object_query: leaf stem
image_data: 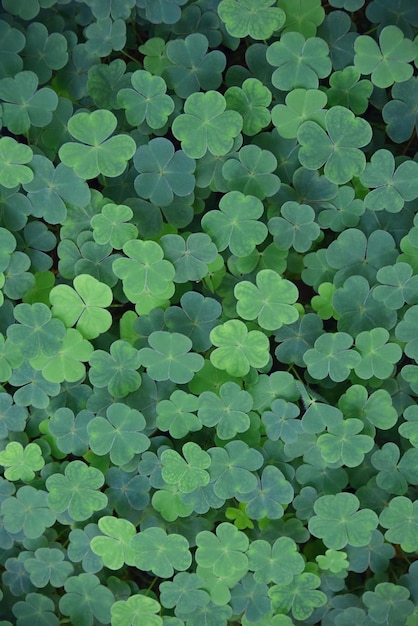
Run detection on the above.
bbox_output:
[144,575,158,596]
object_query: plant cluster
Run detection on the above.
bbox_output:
[1,0,418,624]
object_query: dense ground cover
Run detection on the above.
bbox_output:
[1,0,418,624]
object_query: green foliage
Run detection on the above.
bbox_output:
[133,137,195,206]
[202,191,267,257]
[58,110,136,179]
[209,319,270,376]
[117,69,174,129]
[172,91,242,159]
[297,106,372,184]
[87,403,149,466]
[308,493,378,549]
[138,331,204,383]
[234,269,299,331]
[267,32,332,91]
[0,2,417,624]
[46,460,107,521]
[354,25,416,88]
[218,0,286,40]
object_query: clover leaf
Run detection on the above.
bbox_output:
[111,595,163,626]
[138,331,204,384]
[88,340,141,398]
[0,70,58,134]
[363,582,414,626]
[59,109,136,179]
[308,493,378,549]
[130,527,192,578]
[0,19,25,78]
[297,106,372,184]
[136,0,188,24]
[0,138,33,189]
[332,275,397,335]
[261,399,302,442]
[24,547,74,588]
[84,17,126,57]
[396,305,418,362]
[198,381,253,440]
[59,574,114,626]
[23,21,68,84]
[326,228,397,287]
[202,191,267,258]
[222,145,280,200]
[272,88,327,139]
[209,440,264,499]
[117,69,174,129]
[1,486,55,539]
[316,549,349,574]
[372,443,418,495]
[379,496,418,553]
[23,155,90,225]
[156,390,201,439]
[269,573,327,621]
[90,203,138,249]
[382,77,418,143]
[172,91,242,159]
[0,393,27,440]
[238,465,294,520]
[317,418,374,467]
[113,239,175,313]
[303,332,361,382]
[0,442,44,482]
[375,263,418,310]
[12,594,58,626]
[164,291,222,352]
[161,442,211,493]
[268,201,320,252]
[338,385,397,431]
[49,274,112,339]
[67,525,103,575]
[267,32,332,91]
[354,25,416,88]
[326,66,373,115]
[196,522,248,578]
[164,33,226,99]
[133,138,195,207]
[230,573,271,623]
[10,362,60,409]
[87,403,149,466]
[360,149,418,212]
[248,536,304,585]
[160,233,218,283]
[218,0,285,39]
[46,460,107,521]
[87,58,131,109]
[48,408,94,456]
[29,328,93,383]
[160,572,210,617]
[234,269,299,331]
[210,319,270,377]
[90,516,136,570]
[6,302,65,360]
[354,328,402,379]
[280,0,325,38]
[225,78,272,136]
